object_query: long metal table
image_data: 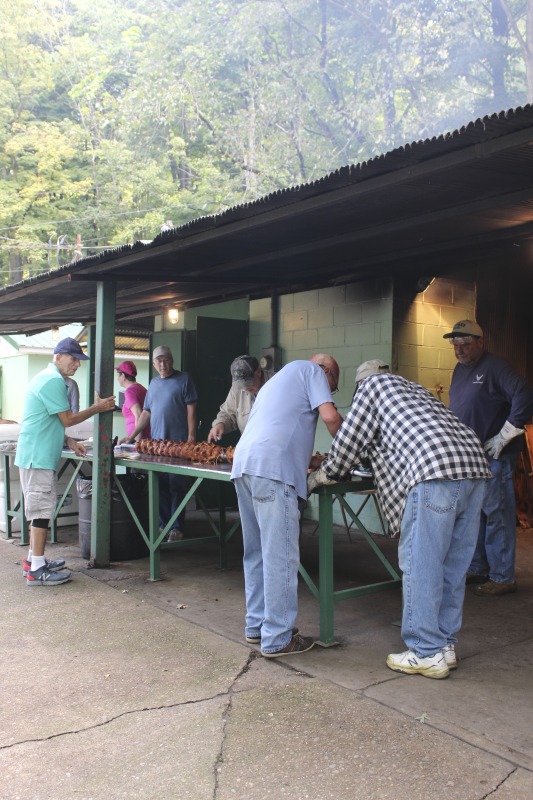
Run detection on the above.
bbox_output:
[112,453,239,581]
[2,449,401,645]
[113,457,401,646]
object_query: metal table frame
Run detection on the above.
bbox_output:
[2,451,401,645]
[111,454,240,581]
[1,452,85,546]
[304,480,401,646]
[117,463,401,645]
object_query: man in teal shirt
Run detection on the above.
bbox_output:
[15,337,115,586]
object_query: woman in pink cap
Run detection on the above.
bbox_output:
[115,361,151,440]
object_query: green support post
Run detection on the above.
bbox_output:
[318,487,336,646]
[90,280,116,567]
[86,325,96,408]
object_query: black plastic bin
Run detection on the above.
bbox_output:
[77,474,149,561]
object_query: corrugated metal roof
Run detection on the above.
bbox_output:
[1,105,533,334]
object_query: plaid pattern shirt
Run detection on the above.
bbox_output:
[323,373,492,533]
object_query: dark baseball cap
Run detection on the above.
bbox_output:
[230,355,259,388]
[53,337,89,360]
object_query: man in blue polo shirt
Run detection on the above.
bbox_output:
[15,337,115,586]
[444,320,533,596]
[123,344,198,540]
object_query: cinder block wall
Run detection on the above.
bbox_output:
[393,277,476,405]
[250,278,393,527]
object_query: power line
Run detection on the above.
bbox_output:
[0,204,187,233]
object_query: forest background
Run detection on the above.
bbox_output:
[2,0,533,285]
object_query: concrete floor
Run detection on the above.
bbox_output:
[1,512,532,799]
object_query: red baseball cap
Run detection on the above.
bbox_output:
[115,360,137,377]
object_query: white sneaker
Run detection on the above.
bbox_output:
[167,528,183,542]
[442,644,458,670]
[386,649,450,679]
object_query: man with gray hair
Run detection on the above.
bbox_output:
[308,364,491,679]
[123,344,198,540]
[355,359,390,386]
[208,355,269,442]
[16,337,116,586]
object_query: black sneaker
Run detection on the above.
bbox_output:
[262,633,315,658]
[246,627,299,644]
[27,566,71,587]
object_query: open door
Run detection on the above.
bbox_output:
[193,316,248,508]
[194,317,248,442]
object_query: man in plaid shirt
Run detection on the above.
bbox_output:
[308,365,491,679]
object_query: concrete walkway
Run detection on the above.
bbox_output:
[1,518,532,800]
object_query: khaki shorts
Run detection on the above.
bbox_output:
[19,468,57,520]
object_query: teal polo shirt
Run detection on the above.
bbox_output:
[15,363,70,470]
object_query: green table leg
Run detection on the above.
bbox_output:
[317,489,337,647]
[218,483,228,569]
[2,453,12,540]
[148,471,161,582]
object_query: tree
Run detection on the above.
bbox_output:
[0,0,531,283]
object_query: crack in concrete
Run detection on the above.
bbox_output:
[0,656,255,754]
[482,766,519,796]
[212,650,256,799]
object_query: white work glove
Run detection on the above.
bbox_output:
[484,420,524,460]
[307,466,337,496]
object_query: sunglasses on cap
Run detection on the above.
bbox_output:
[449,336,480,346]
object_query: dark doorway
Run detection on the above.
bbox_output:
[193,316,248,507]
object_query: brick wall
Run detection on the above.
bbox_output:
[250,279,393,528]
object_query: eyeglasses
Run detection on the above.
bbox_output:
[450,336,478,346]
[320,364,339,394]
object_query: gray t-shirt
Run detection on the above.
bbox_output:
[231,360,333,499]
[144,370,198,441]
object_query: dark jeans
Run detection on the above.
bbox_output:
[159,472,188,531]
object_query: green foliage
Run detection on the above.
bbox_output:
[0,0,531,283]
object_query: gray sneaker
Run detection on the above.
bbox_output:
[22,557,66,578]
[167,528,183,541]
[27,566,71,586]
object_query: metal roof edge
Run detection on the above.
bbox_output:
[2,104,533,296]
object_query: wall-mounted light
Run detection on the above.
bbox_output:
[51,326,60,341]
[167,307,179,324]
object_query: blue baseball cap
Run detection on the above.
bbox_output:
[53,337,89,360]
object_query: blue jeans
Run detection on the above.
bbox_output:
[399,478,486,658]
[468,452,518,583]
[234,474,300,653]
[159,472,187,531]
